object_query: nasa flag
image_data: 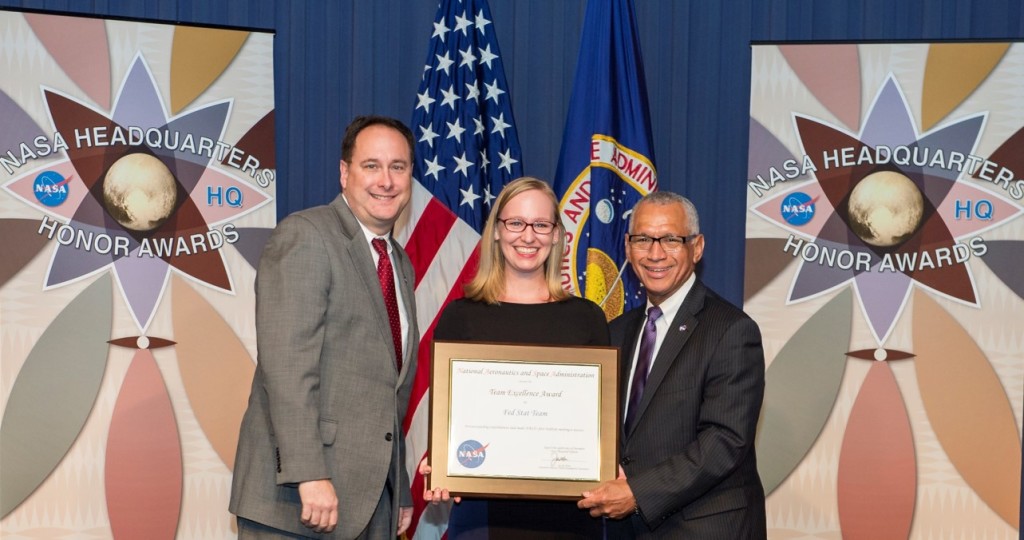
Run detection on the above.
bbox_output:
[554,0,657,320]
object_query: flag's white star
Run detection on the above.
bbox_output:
[459,46,477,70]
[484,184,496,207]
[446,118,466,143]
[440,85,460,110]
[480,151,490,173]
[432,19,450,42]
[435,52,454,75]
[479,44,498,69]
[475,10,491,34]
[485,79,505,103]
[454,11,473,35]
[465,82,481,102]
[473,116,486,136]
[460,183,481,208]
[416,89,436,113]
[498,148,518,174]
[423,155,445,181]
[453,151,474,177]
[418,124,439,148]
[491,112,511,139]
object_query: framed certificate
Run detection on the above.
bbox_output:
[427,341,620,500]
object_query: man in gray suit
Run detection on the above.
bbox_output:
[579,191,767,538]
[230,116,418,538]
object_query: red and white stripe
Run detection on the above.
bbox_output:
[397,181,481,539]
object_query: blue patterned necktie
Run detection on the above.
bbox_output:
[624,306,662,434]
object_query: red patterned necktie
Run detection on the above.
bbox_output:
[371,238,402,372]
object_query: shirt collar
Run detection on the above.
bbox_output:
[343,194,393,251]
[646,272,696,324]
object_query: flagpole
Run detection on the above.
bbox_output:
[598,261,631,309]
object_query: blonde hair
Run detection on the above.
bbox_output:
[464,177,570,304]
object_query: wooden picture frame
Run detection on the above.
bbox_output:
[427,341,620,500]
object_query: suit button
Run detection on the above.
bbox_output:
[620,457,632,465]
[385,432,394,441]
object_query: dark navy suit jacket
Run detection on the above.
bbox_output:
[607,280,767,539]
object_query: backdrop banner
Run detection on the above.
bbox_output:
[0,10,275,539]
[746,42,1023,538]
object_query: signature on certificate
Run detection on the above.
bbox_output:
[549,449,571,468]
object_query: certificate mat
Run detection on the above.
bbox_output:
[428,341,619,499]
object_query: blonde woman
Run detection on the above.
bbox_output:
[425,177,608,538]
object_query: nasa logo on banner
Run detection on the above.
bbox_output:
[32,171,71,207]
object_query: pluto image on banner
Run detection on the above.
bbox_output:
[102,153,178,232]
[847,171,924,247]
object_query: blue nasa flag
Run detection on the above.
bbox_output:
[554,0,657,320]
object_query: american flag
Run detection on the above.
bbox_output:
[394,0,522,537]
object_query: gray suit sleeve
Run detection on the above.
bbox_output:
[255,215,333,485]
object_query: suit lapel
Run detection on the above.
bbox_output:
[332,197,401,378]
[625,282,707,439]
[618,308,644,439]
[393,247,416,384]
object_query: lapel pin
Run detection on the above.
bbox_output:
[679,324,687,332]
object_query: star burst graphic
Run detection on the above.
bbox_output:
[3,55,270,331]
[0,15,276,536]
[749,44,1023,536]
[752,75,1021,344]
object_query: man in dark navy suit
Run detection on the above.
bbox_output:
[579,191,767,539]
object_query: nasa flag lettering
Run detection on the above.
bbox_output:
[554,0,657,320]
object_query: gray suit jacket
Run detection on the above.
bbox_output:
[607,281,766,539]
[229,195,418,538]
